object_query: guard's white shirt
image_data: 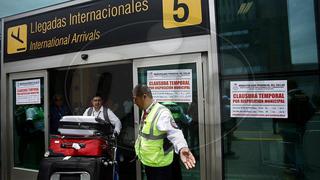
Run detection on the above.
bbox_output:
[143,102,188,153]
[83,106,122,134]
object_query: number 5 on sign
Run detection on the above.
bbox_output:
[163,0,202,29]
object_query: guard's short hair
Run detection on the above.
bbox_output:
[133,84,153,98]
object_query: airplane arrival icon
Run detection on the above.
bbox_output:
[7,24,27,54]
[11,27,26,51]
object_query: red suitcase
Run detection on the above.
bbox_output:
[49,135,108,157]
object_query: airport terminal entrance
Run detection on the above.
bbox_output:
[48,62,136,180]
[7,53,208,180]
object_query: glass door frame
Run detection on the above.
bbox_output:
[133,53,206,180]
[8,70,48,180]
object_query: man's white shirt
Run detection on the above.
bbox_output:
[83,106,122,134]
[142,101,188,153]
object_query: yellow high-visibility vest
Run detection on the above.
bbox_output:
[135,103,174,167]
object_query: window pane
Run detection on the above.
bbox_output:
[220,76,320,179]
[288,0,318,65]
[217,0,320,179]
[217,0,319,76]
[13,78,45,170]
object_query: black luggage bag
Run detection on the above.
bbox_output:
[37,157,112,180]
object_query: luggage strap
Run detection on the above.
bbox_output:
[87,107,110,123]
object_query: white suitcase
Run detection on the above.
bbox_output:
[58,116,113,136]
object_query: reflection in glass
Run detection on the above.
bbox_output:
[274,80,315,177]
[288,0,318,65]
[218,0,319,76]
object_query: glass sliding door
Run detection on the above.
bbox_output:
[133,53,206,180]
[9,71,48,180]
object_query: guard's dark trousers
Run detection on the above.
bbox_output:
[144,164,173,180]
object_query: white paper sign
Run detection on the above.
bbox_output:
[16,79,41,105]
[147,69,192,102]
[230,80,287,118]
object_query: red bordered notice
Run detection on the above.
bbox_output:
[230,80,288,118]
[147,69,192,102]
[16,79,41,105]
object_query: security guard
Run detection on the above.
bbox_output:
[132,84,196,180]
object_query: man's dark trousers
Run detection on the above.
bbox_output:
[144,164,173,180]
